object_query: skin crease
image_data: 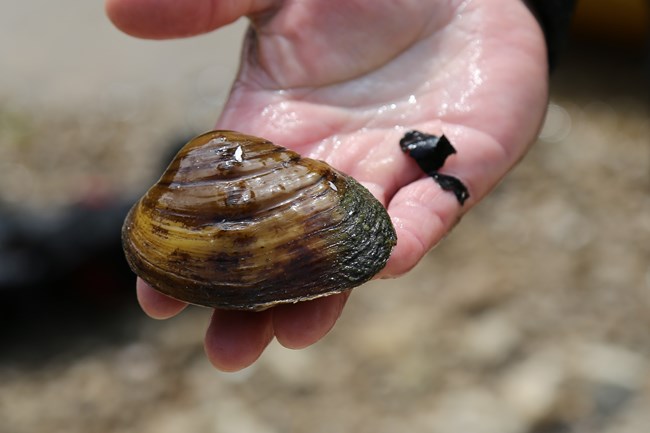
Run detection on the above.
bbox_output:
[106,0,548,372]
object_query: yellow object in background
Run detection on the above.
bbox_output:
[572,0,649,48]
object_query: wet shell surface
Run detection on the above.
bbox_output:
[121,130,397,311]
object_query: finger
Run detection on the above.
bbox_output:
[204,308,274,372]
[272,292,350,349]
[136,278,188,319]
[380,126,509,277]
[105,0,275,39]
[379,178,459,277]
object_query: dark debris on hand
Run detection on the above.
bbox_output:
[399,130,469,205]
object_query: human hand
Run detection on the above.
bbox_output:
[107,0,548,371]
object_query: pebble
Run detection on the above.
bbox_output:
[499,348,567,423]
[458,313,522,366]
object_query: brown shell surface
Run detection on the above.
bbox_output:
[121,130,396,310]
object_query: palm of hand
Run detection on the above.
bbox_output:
[109,0,548,371]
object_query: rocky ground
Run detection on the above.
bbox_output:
[1,4,649,433]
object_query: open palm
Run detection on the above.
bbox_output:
[107,0,548,371]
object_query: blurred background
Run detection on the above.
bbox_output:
[0,1,648,432]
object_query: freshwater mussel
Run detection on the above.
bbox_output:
[122,131,396,311]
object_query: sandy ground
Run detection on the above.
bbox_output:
[1,2,649,433]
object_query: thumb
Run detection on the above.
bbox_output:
[105,0,275,39]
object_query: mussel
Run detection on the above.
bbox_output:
[122,131,396,311]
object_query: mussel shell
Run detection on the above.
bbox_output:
[122,130,396,311]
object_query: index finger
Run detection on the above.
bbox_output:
[136,278,188,319]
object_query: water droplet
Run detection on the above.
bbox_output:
[234,145,243,162]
